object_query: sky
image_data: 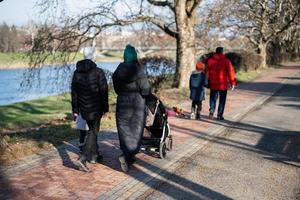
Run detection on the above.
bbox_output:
[0,0,37,25]
[0,0,94,26]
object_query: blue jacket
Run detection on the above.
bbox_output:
[189,71,207,101]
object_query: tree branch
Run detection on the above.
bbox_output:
[134,15,178,38]
[187,0,202,16]
[146,0,175,11]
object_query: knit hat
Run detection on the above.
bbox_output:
[83,47,96,60]
[196,61,204,70]
[123,44,137,63]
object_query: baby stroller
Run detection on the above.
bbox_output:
[141,94,173,159]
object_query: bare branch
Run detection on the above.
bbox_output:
[146,0,175,11]
[187,0,202,16]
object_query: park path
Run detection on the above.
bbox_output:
[0,62,300,200]
[146,67,300,200]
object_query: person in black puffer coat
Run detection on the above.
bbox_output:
[113,45,151,172]
[71,59,109,172]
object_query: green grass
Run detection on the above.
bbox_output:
[0,52,124,68]
[0,52,85,67]
[236,70,261,82]
[0,90,117,132]
[0,90,118,165]
[0,94,71,131]
[0,52,29,65]
[235,68,273,83]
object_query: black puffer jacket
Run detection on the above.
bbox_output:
[71,59,109,120]
[113,62,151,157]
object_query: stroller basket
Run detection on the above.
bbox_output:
[142,94,173,159]
[145,99,160,127]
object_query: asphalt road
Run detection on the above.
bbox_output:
[145,73,300,200]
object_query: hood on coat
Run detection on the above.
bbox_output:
[114,62,145,83]
[212,53,226,60]
[76,59,97,73]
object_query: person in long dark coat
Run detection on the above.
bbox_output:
[71,59,109,172]
[112,45,151,172]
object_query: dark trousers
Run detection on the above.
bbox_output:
[79,130,87,144]
[209,90,227,117]
[191,101,202,118]
[81,117,101,160]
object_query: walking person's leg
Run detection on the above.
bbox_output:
[190,101,196,119]
[209,90,218,119]
[79,130,87,153]
[196,101,202,119]
[75,117,101,171]
[86,118,102,163]
[217,90,228,120]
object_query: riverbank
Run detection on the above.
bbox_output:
[0,52,122,69]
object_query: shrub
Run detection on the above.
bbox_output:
[200,50,263,72]
[225,52,242,72]
[140,56,176,92]
[280,52,300,63]
[199,52,214,65]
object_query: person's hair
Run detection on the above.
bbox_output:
[216,47,224,54]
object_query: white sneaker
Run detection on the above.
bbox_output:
[190,112,195,120]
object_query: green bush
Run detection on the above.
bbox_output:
[225,52,242,72]
[199,52,214,65]
[200,50,263,72]
[140,56,176,92]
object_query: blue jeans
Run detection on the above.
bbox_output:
[209,90,227,117]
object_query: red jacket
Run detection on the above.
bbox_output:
[205,53,236,90]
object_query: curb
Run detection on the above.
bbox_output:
[98,70,299,199]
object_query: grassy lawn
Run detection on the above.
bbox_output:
[0,90,117,165]
[0,52,85,68]
[0,52,123,68]
[235,67,274,82]
[0,94,71,131]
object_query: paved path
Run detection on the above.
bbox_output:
[145,70,300,200]
[0,62,300,200]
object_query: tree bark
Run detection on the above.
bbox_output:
[174,1,197,88]
[258,42,268,68]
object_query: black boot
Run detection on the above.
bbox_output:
[217,114,224,120]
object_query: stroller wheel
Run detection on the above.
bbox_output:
[159,143,167,159]
[167,136,173,151]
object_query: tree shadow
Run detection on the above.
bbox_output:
[126,159,233,200]
[0,170,17,199]
[1,123,80,170]
[171,119,300,167]
[0,141,18,199]
[279,76,300,80]
[277,104,300,109]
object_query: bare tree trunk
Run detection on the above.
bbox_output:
[174,1,196,88]
[258,42,268,68]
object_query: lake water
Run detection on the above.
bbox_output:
[0,61,119,106]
